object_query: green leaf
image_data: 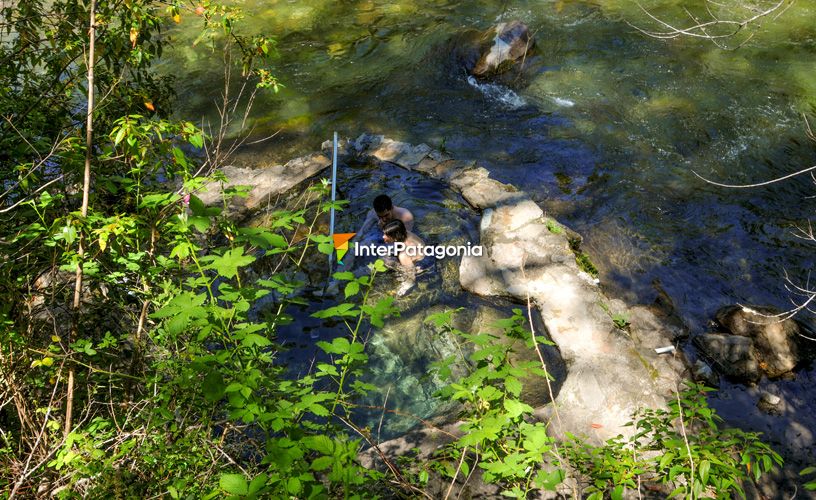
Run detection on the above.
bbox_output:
[317,337,350,355]
[172,147,188,168]
[202,371,225,402]
[658,452,675,470]
[311,456,333,471]
[139,193,178,209]
[700,459,711,484]
[287,477,302,495]
[248,473,268,494]
[189,133,204,149]
[113,126,127,146]
[503,399,533,419]
[534,468,564,491]
[220,473,248,495]
[477,385,502,402]
[344,281,360,299]
[312,303,357,319]
[242,333,271,348]
[505,376,522,397]
[304,435,334,455]
[201,247,255,279]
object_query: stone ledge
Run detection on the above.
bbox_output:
[197,153,331,217]
[344,133,690,444]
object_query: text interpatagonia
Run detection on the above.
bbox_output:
[355,242,483,259]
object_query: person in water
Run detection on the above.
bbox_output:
[357,194,414,238]
[343,194,414,269]
[382,219,432,297]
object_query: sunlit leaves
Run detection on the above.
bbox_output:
[219,474,247,496]
[200,247,255,279]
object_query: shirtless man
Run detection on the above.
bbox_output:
[357,194,414,238]
[343,195,414,269]
[382,219,431,297]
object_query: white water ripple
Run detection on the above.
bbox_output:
[466,75,526,109]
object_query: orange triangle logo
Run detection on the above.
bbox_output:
[333,233,356,248]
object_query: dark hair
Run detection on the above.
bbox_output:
[373,194,393,213]
[383,219,407,242]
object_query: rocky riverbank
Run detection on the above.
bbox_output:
[199,134,814,497]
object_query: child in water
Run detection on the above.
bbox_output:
[346,194,414,268]
[381,219,433,297]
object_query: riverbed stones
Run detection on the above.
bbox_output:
[692,359,718,387]
[359,136,433,169]
[692,305,816,383]
[694,333,761,383]
[380,141,431,168]
[471,21,535,78]
[714,305,807,378]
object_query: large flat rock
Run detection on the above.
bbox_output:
[197,153,331,215]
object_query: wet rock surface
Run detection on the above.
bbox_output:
[694,305,816,383]
[197,153,331,217]
[471,21,535,78]
[715,305,813,378]
[694,333,761,383]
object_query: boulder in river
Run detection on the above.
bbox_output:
[471,21,535,78]
[695,305,816,383]
[694,333,761,383]
[716,305,813,378]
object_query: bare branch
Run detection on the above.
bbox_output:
[628,0,793,48]
[692,164,816,188]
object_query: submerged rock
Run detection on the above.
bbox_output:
[712,305,814,379]
[758,391,782,415]
[692,359,719,387]
[471,21,535,78]
[694,333,761,383]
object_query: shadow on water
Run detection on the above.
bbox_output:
[253,161,565,441]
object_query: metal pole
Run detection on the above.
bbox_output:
[328,132,338,273]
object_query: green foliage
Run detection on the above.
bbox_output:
[545,218,563,234]
[574,250,599,279]
[801,466,816,491]
[566,235,599,279]
[611,313,630,330]
[428,308,564,497]
[599,301,630,331]
[564,382,783,499]
[0,1,787,495]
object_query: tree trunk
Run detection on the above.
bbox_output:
[65,0,96,439]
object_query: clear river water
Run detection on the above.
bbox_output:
[160,0,816,472]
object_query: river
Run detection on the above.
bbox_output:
[161,0,816,474]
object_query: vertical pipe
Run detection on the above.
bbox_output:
[329,132,338,272]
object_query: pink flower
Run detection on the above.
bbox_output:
[182,193,190,206]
